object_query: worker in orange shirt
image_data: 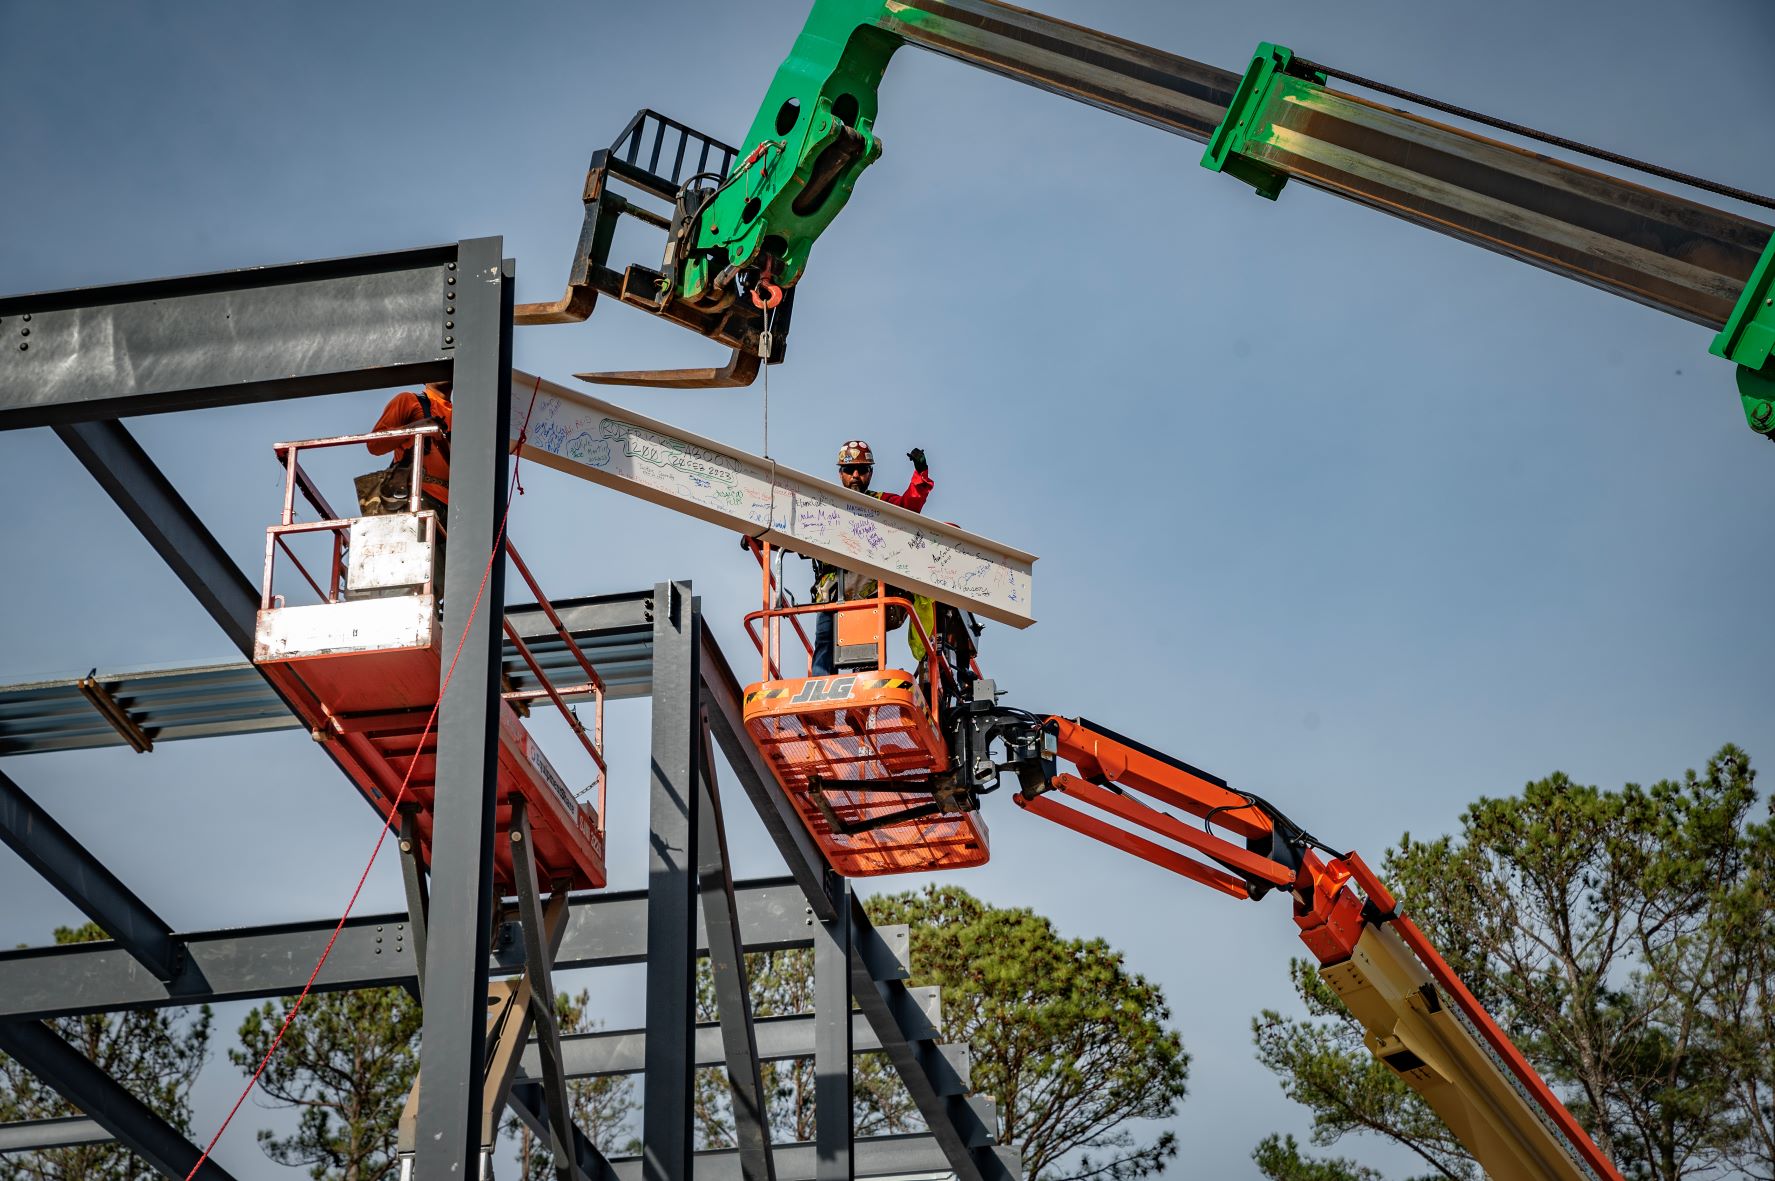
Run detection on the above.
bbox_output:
[363,381,453,510]
[359,380,453,595]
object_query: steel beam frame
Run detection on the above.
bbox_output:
[0,878,820,1021]
[700,630,837,921]
[515,1002,930,1081]
[0,768,183,983]
[0,246,455,428]
[0,239,1017,1181]
[848,895,1009,1181]
[610,1134,982,1181]
[0,1020,240,1181]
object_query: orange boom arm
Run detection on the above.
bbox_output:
[1013,717,1624,1181]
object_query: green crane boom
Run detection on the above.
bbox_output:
[526,0,1773,437]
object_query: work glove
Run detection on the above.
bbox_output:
[907,447,928,474]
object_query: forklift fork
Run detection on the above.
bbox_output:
[516,109,794,389]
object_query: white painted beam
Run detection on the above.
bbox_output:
[508,371,1035,628]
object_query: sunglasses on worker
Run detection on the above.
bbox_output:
[839,463,872,475]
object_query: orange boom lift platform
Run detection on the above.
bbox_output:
[738,539,992,876]
[250,425,609,891]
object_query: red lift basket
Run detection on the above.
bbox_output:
[251,426,609,891]
[740,540,989,877]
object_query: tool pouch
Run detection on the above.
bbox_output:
[354,459,414,517]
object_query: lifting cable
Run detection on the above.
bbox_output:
[750,289,783,552]
[1294,56,1775,213]
[183,375,546,1181]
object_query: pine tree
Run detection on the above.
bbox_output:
[687,888,1190,1181]
[1250,745,1773,1181]
[0,923,212,1181]
[231,987,421,1181]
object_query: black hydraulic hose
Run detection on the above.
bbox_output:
[1293,56,1775,213]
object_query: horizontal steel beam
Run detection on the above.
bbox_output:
[0,1021,239,1180]
[0,1116,111,1155]
[515,993,937,1081]
[0,245,457,429]
[0,768,183,982]
[610,1134,1018,1181]
[878,0,1766,328]
[0,878,817,1020]
[0,591,657,758]
[510,370,1036,629]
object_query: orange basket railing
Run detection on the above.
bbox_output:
[261,426,608,820]
[740,539,954,731]
[501,541,608,819]
[261,424,445,609]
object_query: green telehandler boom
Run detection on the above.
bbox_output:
[515,0,1775,416]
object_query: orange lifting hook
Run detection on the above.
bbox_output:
[751,281,783,310]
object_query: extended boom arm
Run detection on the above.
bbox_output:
[993,714,1623,1181]
[535,0,1775,436]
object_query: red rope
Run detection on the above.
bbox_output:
[185,375,544,1179]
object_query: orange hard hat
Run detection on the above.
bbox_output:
[837,439,874,467]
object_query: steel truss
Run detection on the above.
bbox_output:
[0,243,1020,1181]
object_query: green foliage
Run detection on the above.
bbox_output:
[1712,806,1775,1179]
[0,923,213,1181]
[1251,962,1474,1181]
[1252,744,1775,1181]
[508,990,639,1178]
[690,947,914,1147]
[1251,1133,1386,1181]
[868,886,1189,1181]
[685,888,1188,1181]
[231,987,421,1181]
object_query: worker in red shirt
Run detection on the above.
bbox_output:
[359,380,453,596]
[810,439,932,675]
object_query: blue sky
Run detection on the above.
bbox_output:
[2,1,1772,1177]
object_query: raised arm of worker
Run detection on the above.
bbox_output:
[876,447,932,512]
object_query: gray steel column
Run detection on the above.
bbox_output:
[413,238,513,1179]
[814,881,853,1181]
[696,722,775,1181]
[0,1020,240,1181]
[642,581,700,1181]
[0,769,183,982]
